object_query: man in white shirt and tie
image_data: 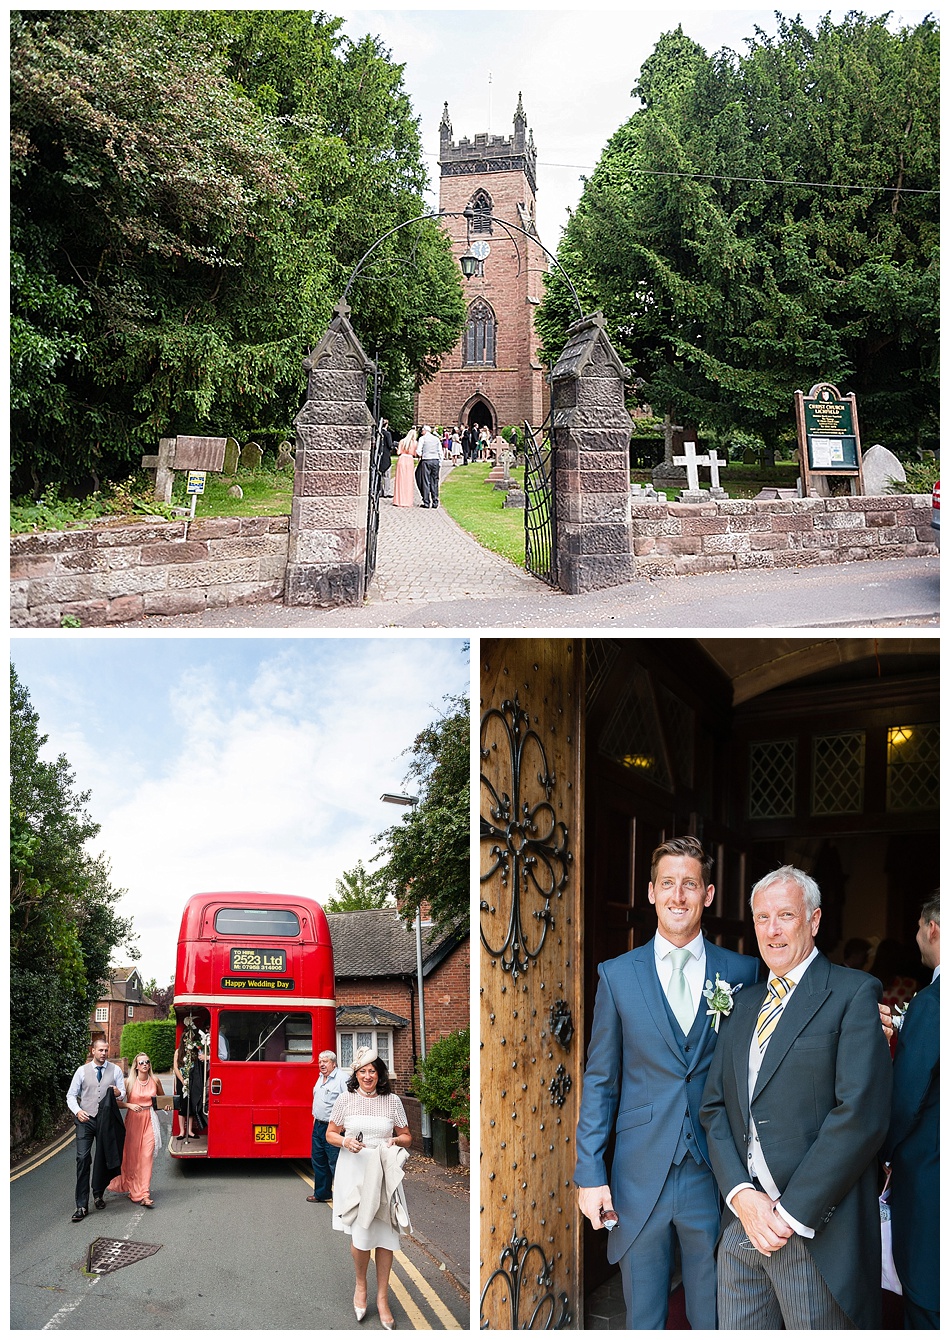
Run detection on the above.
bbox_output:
[308,1049,347,1203]
[574,836,761,1328]
[66,1036,126,1221]
[700,865,892,1328]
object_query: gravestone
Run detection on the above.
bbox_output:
[140,435,227,503]
[240,441,264,471]
[222,438,240,476]
[862,443,906,495]
[673,441,707,503]
[652,423,691,489]
[275,441,295,470]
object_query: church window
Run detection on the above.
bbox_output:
[469,189,493,234]
[465,300,497,366]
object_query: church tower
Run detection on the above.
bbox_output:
[414,96,547,434]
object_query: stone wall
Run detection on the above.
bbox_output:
[629,494,935,574]
[11,516,289,626]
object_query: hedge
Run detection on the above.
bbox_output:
[119,1020,177,1073]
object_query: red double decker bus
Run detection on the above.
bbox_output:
[170,891,335,1159]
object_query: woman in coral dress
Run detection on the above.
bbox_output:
[392,429,418,508]
[108,1052,165,1207]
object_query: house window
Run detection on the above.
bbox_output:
[95,1007,108,1023]
[464,300,496,367]
[469,188,493,234]
[127,1006,134,1018]
[337,1029,393,1075]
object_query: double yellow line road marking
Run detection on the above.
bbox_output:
[293,1162,463,1329]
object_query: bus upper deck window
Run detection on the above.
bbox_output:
[213,907,301,937]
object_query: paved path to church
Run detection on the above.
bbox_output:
[367,485,540,606]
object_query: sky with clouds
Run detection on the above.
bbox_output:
[339,5,934,247]
[11,635,469,987]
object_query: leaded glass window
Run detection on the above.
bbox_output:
[811,731,865,815]
[599,664,672,789]
[658,684,694,788]
[886,723,939,812]
[464,299,496,366]
[749,739,796,819]
[586,640,618,711]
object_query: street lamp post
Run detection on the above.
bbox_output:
[380,792,432,1157]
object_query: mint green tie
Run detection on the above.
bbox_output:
[667,947,694,1035]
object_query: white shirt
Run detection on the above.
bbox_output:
[654,930,706,1026]
[726,946,819,1236]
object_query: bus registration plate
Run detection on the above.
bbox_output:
[254,1125,278,1144]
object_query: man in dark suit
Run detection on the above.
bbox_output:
[700,865,893,1328]
[884,892,940,1329]
[574,837,761,1328]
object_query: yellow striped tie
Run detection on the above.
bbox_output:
[756,976,791,1050]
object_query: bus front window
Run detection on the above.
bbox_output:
[217,1011,312,1063]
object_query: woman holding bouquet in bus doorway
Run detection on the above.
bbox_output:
[107,1053,165,1208]
[327,1048,412,1329]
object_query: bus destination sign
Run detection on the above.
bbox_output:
[230,947,287,974]
[221,975,296,991]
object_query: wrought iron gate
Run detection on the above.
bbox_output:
[523,417,557,585]
[364,358,384,585]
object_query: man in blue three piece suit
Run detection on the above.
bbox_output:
[884,891,940,1329]
[573,836,761,1329]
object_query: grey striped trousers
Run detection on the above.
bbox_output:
[717,1215,853,1329]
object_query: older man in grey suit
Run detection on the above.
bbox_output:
[700,865,893,1328]
[574,837,760,1328]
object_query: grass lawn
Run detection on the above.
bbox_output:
[172,467,293,519]
[440,463,527,567]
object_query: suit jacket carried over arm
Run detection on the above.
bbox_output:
[574,938,759,1266]
[699,955,892,1329]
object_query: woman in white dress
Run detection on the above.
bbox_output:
[327,1048,411,1330]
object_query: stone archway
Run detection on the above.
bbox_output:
[461,394,495,434]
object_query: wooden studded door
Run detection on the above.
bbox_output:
[479,639,584,1329]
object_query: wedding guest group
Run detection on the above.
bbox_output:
[575,836,935,1329]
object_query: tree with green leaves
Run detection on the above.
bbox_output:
[537,13,939,455]
[11,664,136,1145]
[373,695,469,932]
[11,10,465,495]
[323,859,393,913]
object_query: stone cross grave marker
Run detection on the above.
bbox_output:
[673,440,707,499]
[705,448,729,496]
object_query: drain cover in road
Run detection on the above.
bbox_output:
[86,1237,162,1274]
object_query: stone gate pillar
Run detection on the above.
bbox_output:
[285,302,374,606]
[552,312,637,593]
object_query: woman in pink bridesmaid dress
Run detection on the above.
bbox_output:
[108,1053,165,1207]
[393,429,418,507]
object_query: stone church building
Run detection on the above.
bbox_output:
[414,96,548,434]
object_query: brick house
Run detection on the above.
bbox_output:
[327,909,469,1101]
[90,967,162,1071]
[415,96,548,435]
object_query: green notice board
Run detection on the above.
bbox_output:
[795,383,864,494]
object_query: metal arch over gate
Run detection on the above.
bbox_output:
[523,417,557,586]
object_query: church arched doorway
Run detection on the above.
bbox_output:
[462,396,495,435]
